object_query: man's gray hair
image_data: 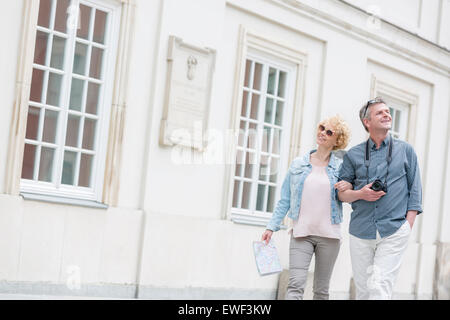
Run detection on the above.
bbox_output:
[359,97,386,132]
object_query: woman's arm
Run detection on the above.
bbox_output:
[338,189,362,203]
[265,171,291,232]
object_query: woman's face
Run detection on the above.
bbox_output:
[316,121,338,149]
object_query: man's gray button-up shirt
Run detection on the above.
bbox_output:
[339,136,423,239]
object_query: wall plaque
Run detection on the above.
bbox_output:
[160,36,216,150]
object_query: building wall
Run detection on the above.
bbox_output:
[0,0,449,299]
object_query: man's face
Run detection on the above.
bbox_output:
[364,103,392,132]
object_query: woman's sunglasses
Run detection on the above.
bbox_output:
[318,124,334,137]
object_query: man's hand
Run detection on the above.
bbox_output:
[358,183,386,202]
[406,211,418,229]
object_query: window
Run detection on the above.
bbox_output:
[230,55,295,226]
[385,96,410,139]
[370,75,418,143]
[20,0,120,202]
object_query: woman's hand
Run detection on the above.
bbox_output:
[261,229,273,245]
[334,180,353,192]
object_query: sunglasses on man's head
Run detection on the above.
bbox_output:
[318,124,334,137]
[364,98,384,118]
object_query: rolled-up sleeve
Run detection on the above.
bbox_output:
[406,145,423,214]
[339,153,356,184]
[266,171,291,232]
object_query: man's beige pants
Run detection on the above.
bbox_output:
[349,220,411,300]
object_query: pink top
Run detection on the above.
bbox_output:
[291,164,341,239]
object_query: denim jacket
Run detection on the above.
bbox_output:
[266,150,344,232]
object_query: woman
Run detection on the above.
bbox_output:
[261,115,352,300]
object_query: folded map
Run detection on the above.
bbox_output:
[253,240,282,276]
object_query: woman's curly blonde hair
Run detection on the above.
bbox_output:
[318,115,351,151]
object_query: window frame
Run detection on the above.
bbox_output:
[20,0,121,202]
[370,75,419,144]
[231,54,295,223]
[5,0,135,207]
[223,26,307,226]
[387,98,410,139]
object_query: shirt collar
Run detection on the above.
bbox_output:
[304,149,338,169]
[368,135,391,150]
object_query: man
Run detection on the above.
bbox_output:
[338,97,422,299]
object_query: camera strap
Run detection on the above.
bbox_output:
[365,134,393,185]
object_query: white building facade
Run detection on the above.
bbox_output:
[0,0,449,299]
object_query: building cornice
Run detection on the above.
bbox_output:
[226,0,450,77]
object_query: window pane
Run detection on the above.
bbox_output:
[395,110,401,131]
[30,69,45,102]
[259,154,269,181]
[262,126,271,153]
[272,129,281,155]
[62,151,77,185]
[25,106,41,140]
[235,149,244,177]
[69,78,84,111]
[269,157,279,183]
[89,47,104,79]
[256,184,266,211]
[244,152,255,178]
[240,91,249,117]
[275,100,284,126]
[54,0,70,33]
[78,153,93,187]
[264,98,274,123]
[267,68,276,95]
[42,109,58,143]
[50,36,66,69]
[247,122,257,150]
[243,60,251,88]
[38,147,55,182]
[46,73,63,106]
[37,0,52,28]
[232,180,240,208]
[21,144,37,179]
[249,93,259,120]
[86,82,100,115]
[277,71,287,98]
[241,182,251,209]
[82,118,96,150]
[34,31,49,65]
[77,4,92,40]
[238,121,246,147]
[93,10,107,44]
[267,186,276,212]
[65,114,81,147]
[73,42,88,75]
[253,63,262,90]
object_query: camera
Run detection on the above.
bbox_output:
[370,179,387,193]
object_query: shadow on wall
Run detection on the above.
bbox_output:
[434,242,450,300]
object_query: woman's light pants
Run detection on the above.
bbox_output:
[286,235,340,300]
[349,220,411,300]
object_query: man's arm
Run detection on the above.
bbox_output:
[338,182,385,203]
[405,145,423,215]
[337,153,356,201]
